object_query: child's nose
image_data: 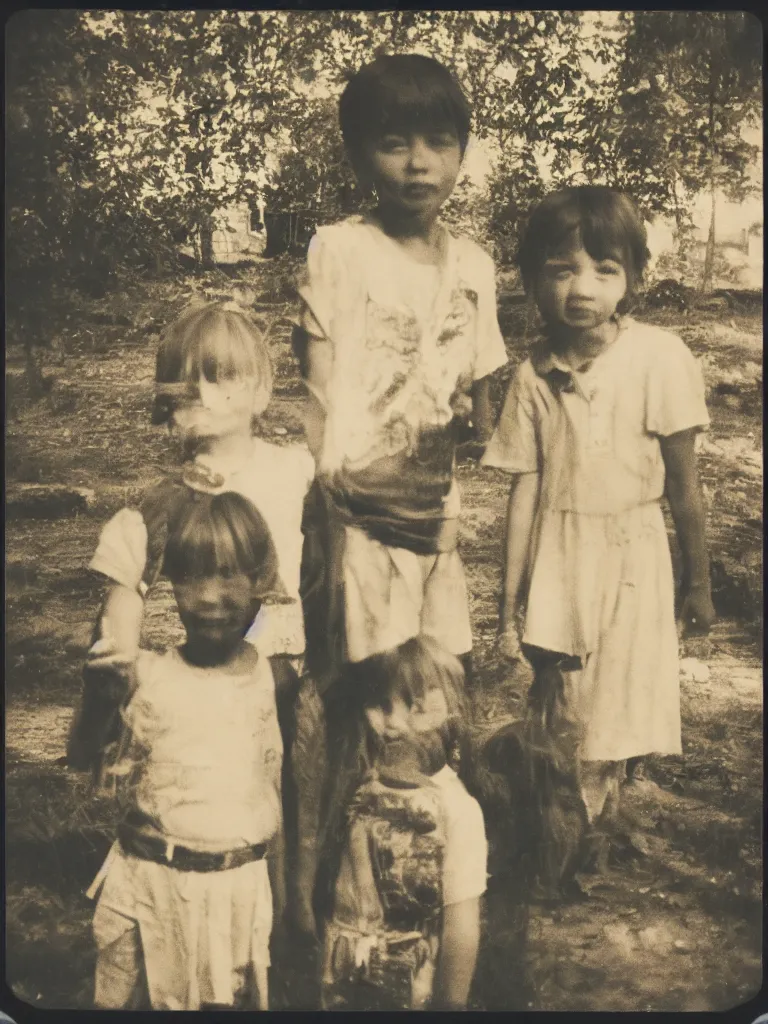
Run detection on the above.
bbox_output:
[407,138,431,171]
[196,578,223,607]
[572,271,598,299]
[385,702,410,733]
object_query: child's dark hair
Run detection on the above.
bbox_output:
[517,186,651,313]
[163,490,282,599]
[339,54,471,170]
[152,301,272,426]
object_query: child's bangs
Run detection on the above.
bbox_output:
[362,636,465,713]
[163,492,279,591]
[374,79,461,142]
[165,511,240,580]
[180,310,263,385]
[545,205,628,268]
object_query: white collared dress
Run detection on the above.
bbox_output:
[483,318,709,761]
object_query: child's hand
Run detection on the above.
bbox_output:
[456,440,487,464]
[497,621,525,664]
[85,637,138,694]
[680,585,716,637]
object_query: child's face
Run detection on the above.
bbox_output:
[173,570,261,658]
[170,376,258,449]
[535,246,627,332]
[365,686,449,743]
[364,129,462,220]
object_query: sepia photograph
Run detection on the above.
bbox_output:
[4,8,763,1015]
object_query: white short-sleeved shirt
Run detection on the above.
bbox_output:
[121,646,282,849]
[430,765,488,906]
[297,216,508,526]
[482,318,710,514]
[89,438,314,656]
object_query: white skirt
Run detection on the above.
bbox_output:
[524,501,681,761]
[89,842,272,1010]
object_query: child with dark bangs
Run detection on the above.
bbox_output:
[82,492,285,1010]
[316,636,487,1011]
[483,186,714,846]
[292,53,506,934]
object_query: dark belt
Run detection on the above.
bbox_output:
[117,823,267,873]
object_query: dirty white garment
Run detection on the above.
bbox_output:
[90,844,272,1009]
[88,645,281,1009]
[342,525,473,661]
[483,319,709,760]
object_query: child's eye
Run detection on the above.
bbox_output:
[546,263,573,279]
[377,135,408,153]
[597,264,622,276]
[427,132,457,149]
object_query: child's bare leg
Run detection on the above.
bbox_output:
[579,760,626,823]
[291,677,328,935]
[578,760,627,872]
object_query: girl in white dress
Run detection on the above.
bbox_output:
[483,186,714,837]
[82,491,285,1010]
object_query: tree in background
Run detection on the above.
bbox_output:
[7,10,762,298]
[575,11,762,290]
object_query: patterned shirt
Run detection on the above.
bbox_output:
[298,216,507,552]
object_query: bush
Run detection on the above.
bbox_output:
[642,278,695,312]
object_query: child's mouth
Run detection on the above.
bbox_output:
[402,183,437,199]
[567,305,598,319]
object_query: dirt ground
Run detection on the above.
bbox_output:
[5,273,763,1011]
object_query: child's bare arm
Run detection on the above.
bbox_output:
[432,896,481,1010]
[661,428,715,635]
[294,327,333,466]
[99,584,145,657]
[471,375,494,444]
[499,472,540,651]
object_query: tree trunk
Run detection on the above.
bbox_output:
[699,188,716,296]
[698,76,717,296]
[200,215,215,270]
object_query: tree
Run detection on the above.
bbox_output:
[575,12,761,291]
[73,11,334,268]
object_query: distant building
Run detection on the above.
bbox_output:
[188,199,329,264]
[646,190,762,289]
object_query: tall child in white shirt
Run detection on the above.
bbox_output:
[291,54,507,932]
[82,491,285,1010]
[483,186,714,840]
